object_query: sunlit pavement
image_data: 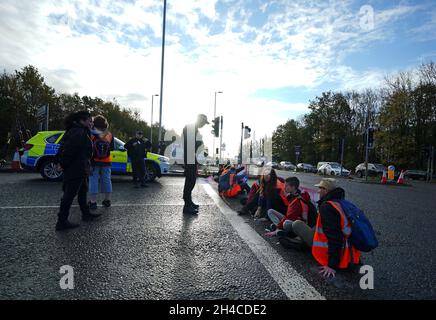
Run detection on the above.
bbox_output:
[1,172,436,299]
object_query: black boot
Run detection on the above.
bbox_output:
[189,201,199,210]
[82,212,102,221]
[56,220,80,231]
[183,204,198,215]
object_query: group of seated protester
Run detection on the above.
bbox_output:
[216,163,251,197]
[226,167,367,279]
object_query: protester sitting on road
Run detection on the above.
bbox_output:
[253,168,288,219]
[237,175,261,215]
[288,178,361,278]
[88,115,114,210]
[264,176,313,237]
[55,111,101,231]
[124,131,151,188]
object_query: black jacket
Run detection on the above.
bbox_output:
[182,124,203,165]
[124,137,151,161]
[59,123,93,181]
[317,187,346,269]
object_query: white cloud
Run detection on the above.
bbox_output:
[0,0,427,156]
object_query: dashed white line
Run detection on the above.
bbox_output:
[202,183,325,300]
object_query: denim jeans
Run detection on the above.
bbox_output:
[89,165,112,194]
[267,209,294,232]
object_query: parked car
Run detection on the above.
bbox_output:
[279,161,296,171]
[317,161,340,170]
[318,163,350,176]
[21,131,170,182]
[256,160,265,167]
[355,163,386,178]
[265,161,279,169]
[403,170,428,180]
[297,163,317,173]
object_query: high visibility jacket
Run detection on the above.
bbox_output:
[222,172,242,198]
[92,132,113,164]
[312,200,360,269]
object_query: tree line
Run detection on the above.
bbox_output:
[272,61,436,170]
[0,65,172,156]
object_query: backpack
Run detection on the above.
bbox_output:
[93,133,112,159]
[299,196,318,228]
[337,199,379,252]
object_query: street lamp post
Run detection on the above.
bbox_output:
[157,0,167,155]
[150,94,159,150]
[213,91,223,162]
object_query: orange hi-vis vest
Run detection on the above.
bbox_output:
[222,172,241,198]
[276,180,290,207]
[312,200,361,269]
[92,132,113,163]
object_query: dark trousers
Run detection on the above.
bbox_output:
[183,164,198,204]
[132,159,145,183]
[58,177,89,222]
[245,192,260,214]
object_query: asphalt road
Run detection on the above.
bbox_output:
[0,171,435,299]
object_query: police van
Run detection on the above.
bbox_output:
[20,131,170,182]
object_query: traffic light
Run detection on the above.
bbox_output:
[367,127,375,149]
[244,126,251,139]
[212,117,220,137]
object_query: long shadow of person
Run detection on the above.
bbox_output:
[168,213,203,299]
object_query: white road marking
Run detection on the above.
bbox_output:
[0,203,215,210]
[202,183,325,300]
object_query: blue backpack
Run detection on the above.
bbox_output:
[338,199,378,252]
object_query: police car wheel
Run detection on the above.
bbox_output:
[41,159,63,181]
[144,162,158,182]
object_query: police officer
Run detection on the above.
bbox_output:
[125,130,151,188]
[182,114,209,214]
[56,111,101,231]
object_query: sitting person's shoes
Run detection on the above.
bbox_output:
[268,224,277,232]
[82,212,102,221]
[183,204,199,215]
[278,236,305,251]
[56,220,79,231]
[102,199,111,208]
[277,229,298,238]
[88,202,97,210]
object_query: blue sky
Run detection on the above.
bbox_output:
[1,0,435,156]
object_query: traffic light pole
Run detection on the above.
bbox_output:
[340,138,345,176]
[213,93,217,161]
[365,129,369,181]
[219,116,223,164]
[431,146,434,182]
[239,122,243,165]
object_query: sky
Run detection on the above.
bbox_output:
[1,0,436,158]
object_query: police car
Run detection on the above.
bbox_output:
[21,131,170,182]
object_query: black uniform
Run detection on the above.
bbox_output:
[57,123,93,222]
[182,124,203,205]
[124,137,151,185]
